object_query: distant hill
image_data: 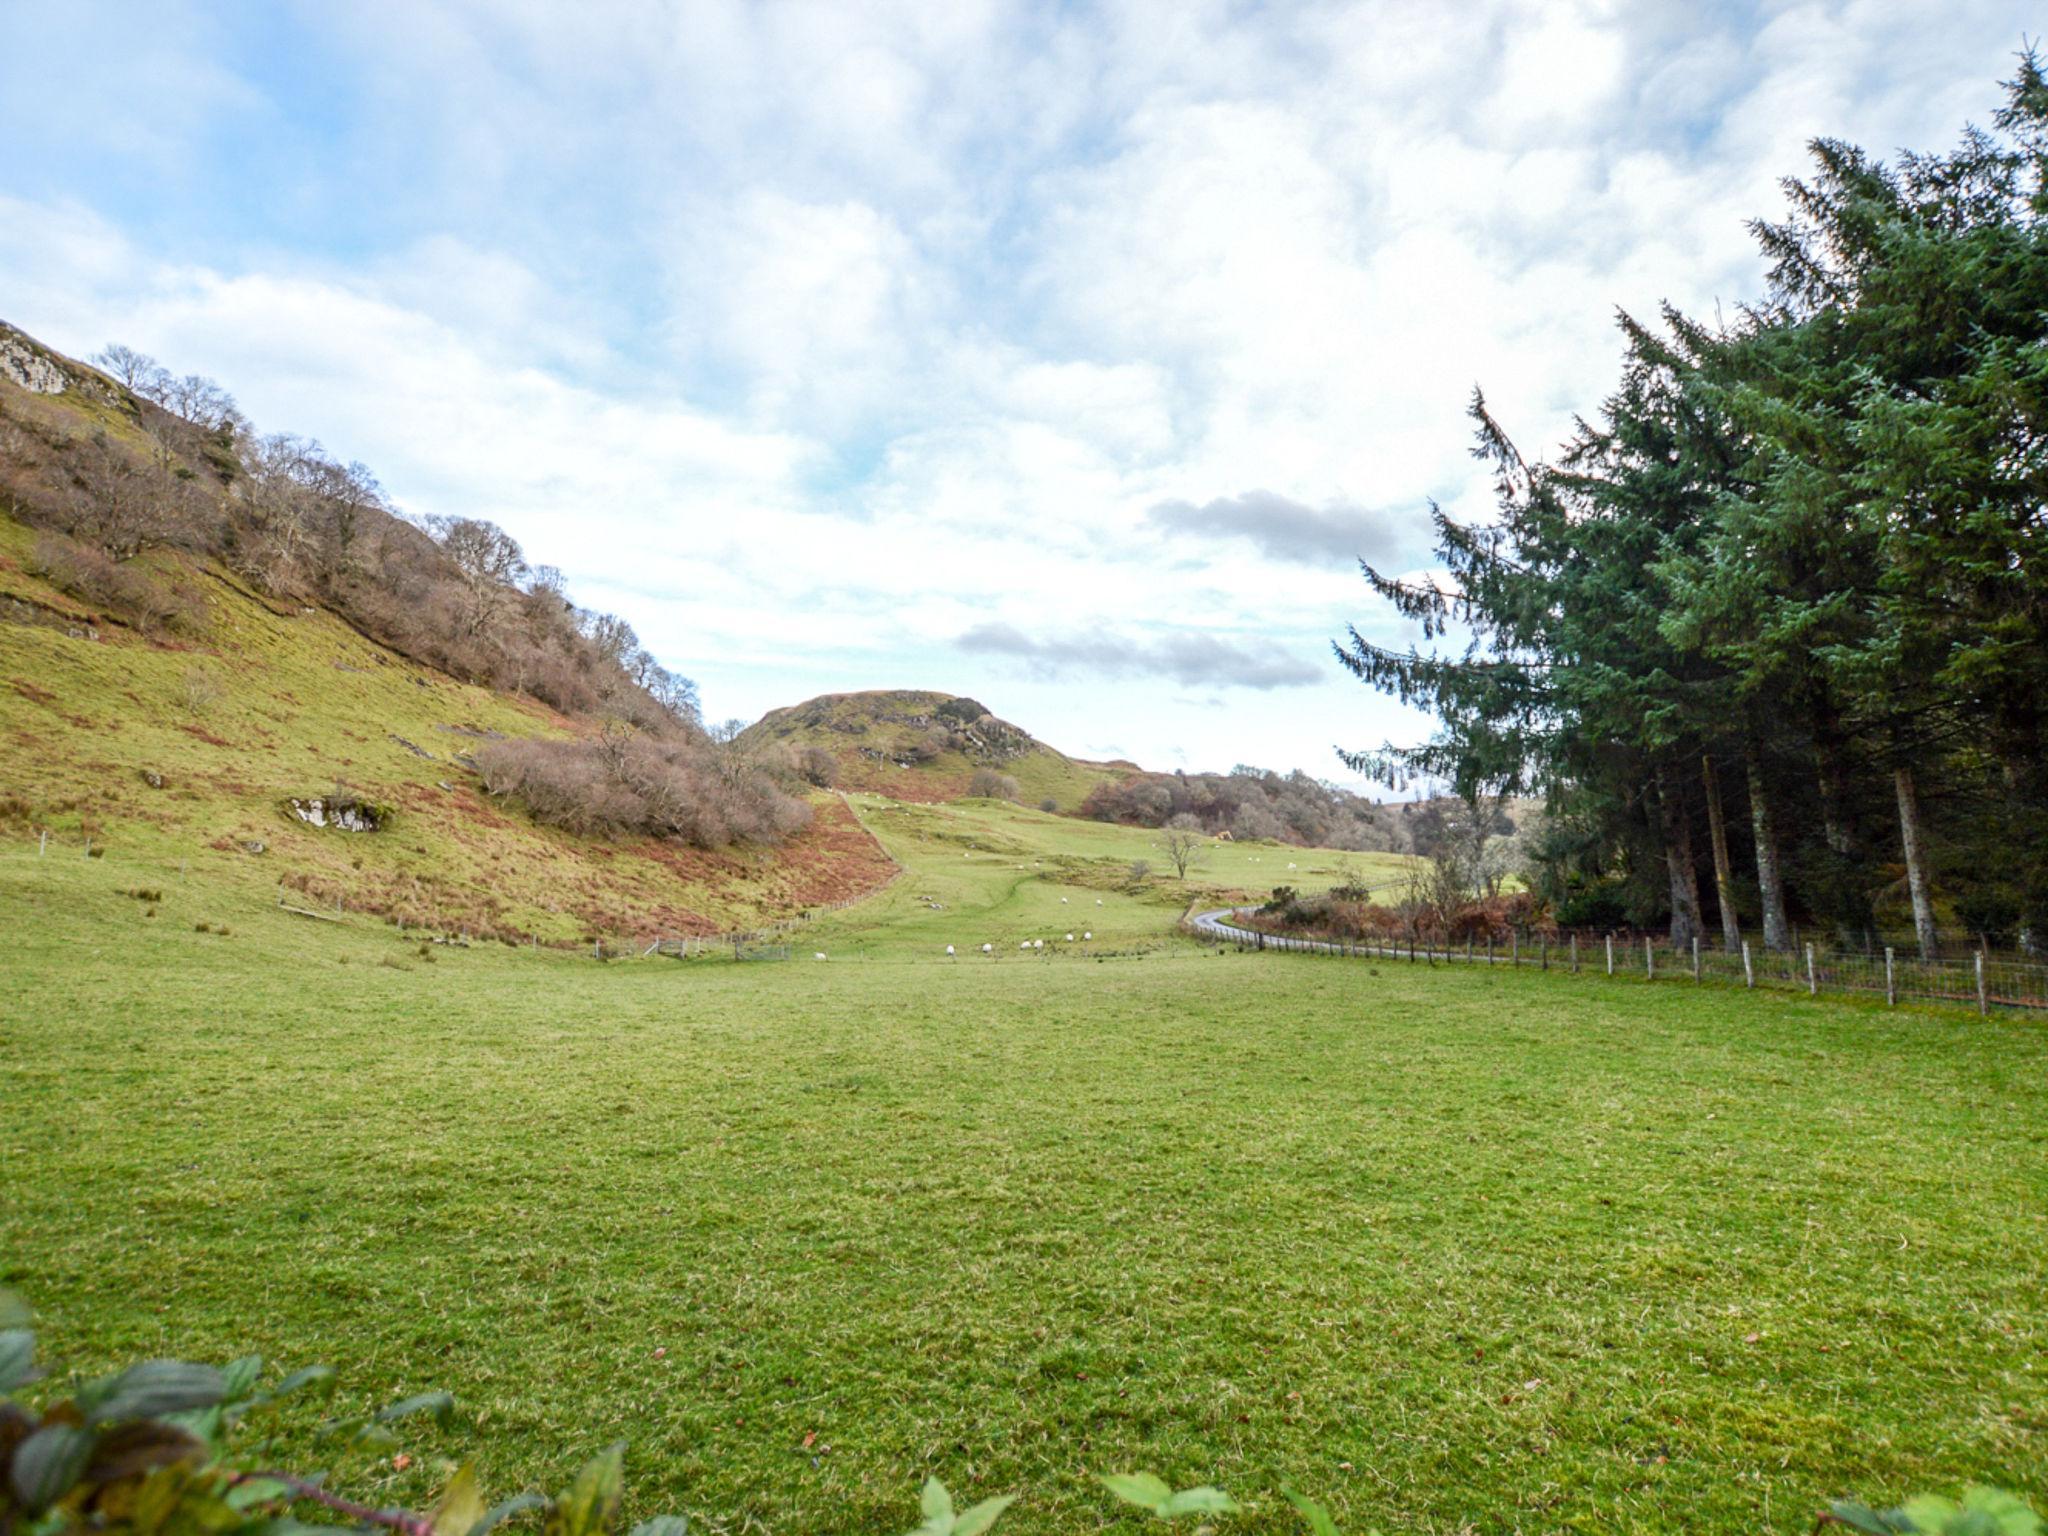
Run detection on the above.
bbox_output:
[740,689,1135,808]
[0,321,895,939]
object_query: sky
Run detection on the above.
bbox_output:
[0,1,2033,785]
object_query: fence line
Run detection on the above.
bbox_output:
[1184,909,2048,1015]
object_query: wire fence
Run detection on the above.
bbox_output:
[1185,909,2048,1015]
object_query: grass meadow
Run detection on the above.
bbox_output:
[3,810,2045,1535]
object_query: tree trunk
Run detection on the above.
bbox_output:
[1701,754,1742,951]
[1657,766,1704,950]
[1745,745,1793,952]
[1894,763,1938,960]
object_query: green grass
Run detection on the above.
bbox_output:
[809,795,1413,960]
[3,803,2044,1536]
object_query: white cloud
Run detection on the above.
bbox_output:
[0,0,2035,780]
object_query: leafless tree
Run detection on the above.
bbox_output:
[91,344,170,397]
[1157,814,1210,879]
[427,515,527,636]
[66,430,169,560]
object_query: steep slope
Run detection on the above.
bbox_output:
[0,326,894,941]
[740,689,1135,807]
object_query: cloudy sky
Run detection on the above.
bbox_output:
[0,2,2031,782]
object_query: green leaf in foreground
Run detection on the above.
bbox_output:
[905,1478,1014,1536]
[10,1423,95,1511]
[1100,1472,1235,1520]
[377,1390,456,1425]
[0,1329,36,1392]
[1100,1473,1174,1513]
[545,1443,625,1536]
[432,1463,488,1536]
[83,1360,228,1424]
[1284,1489,1342,1536]
[468,1490,548,1536]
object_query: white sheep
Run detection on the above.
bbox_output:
[813,952,827,961]
[1019,941,1031,950]
[945,945,956,956]
[982,943,993,953]
[1083,930,1093,940]
[1033,939,1043,949]
[1060,896,1069,903]
[1065,932,1074,942]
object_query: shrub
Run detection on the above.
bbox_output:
[29,532,207,637]
[476,733,811,849]
[969,768,1019,800]
[794,744,840,788]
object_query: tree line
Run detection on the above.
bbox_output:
[1340,57,2048,957]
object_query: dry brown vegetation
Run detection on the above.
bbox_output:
[474,732,810,848]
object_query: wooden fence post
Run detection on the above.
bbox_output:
[1605,934,1613,975]
[38,830,47,856]
[1570,933,1579,972]
[1487,934,1495,967]
[1805,943,1817,996]
[1511,930,1519,968]
[1885,946,1896,1007]
[1741,940,1753,989]
[1976,950,1988,1016]
[1645,936,1654,980]
[1541,935,1549,971]
[1692,935,1701,981]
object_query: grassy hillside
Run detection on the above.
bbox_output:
[0,508,894,941]
[740,688,1133,808]
[4,810,2042,1534]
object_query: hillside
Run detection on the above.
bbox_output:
[0,324,895,940]
[739,688,1134,807]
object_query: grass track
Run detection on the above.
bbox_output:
[3,838,2045,1534]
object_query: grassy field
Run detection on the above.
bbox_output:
[3,808,2045,1535]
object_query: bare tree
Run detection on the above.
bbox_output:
[1156,815,1210,879]
[427,515,527,636]
[66,429,169,560]
[91,344,169,397]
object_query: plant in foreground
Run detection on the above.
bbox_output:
[4,1292,2040,1536]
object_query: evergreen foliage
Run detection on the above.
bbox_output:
[1340,57,2048,954]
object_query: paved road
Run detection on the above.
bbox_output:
[1189,907,1368,955]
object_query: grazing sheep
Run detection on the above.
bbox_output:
[1083,930,1092,940]
[813,952,827,961]
[1060,896,1069,903]
[1032,939,1043,949]
[1019,941,1031,950]
[982,943,993,953]
[1065,932,1074,941]
[945,945,956,956]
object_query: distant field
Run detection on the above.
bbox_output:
[3,808,2044,1534]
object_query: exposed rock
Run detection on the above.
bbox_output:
[388,733,435,759]
[288,795,388,832]
[240,839,267,855]
[140,768,166,789]
[0,328,66,395]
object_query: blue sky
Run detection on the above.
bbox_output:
[0,1,2033,781]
